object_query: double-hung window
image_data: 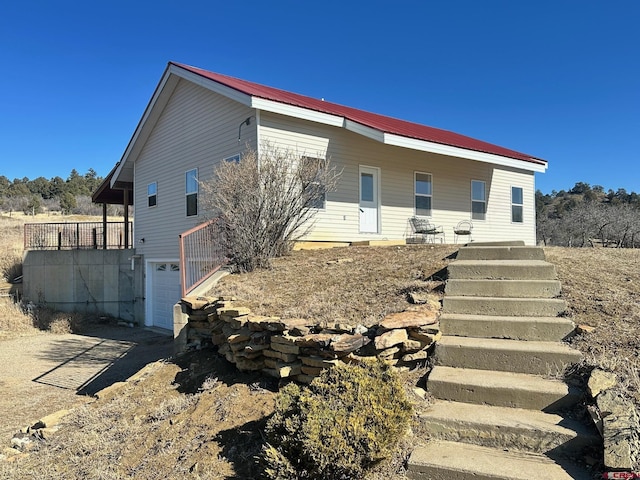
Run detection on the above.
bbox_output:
[471,180,486,220]
[186,168,198,217]
[147,182,157,207]
[414,172,432,216]
[511,186,523,223]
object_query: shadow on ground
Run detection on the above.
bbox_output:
[33,324,173,396]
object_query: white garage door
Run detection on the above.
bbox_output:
[150,262,181,330]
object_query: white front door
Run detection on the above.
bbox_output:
[359,166,379,233]
[149,262,181,330]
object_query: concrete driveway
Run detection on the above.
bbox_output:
[0,325,173,441]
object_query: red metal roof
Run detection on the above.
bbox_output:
[172,62,545,166]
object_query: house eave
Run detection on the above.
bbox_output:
[111,63,255,188]
[383,133,548,173]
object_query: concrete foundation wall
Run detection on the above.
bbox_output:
[23,249,141,323]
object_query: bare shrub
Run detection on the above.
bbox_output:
[203,142,341,272]
[32,307,86,333]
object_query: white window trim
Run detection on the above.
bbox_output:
[147,181,157,208]
[471,179,486,221]
[511,185,524,224]
[186,168,198,217]
[414,171,433,217]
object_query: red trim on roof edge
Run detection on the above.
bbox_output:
[171,62,546,166]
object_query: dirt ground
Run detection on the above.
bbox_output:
[2,245,639,478]
[0,325,173,442]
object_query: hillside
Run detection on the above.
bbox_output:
[1,245,639,478]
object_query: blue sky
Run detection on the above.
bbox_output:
[1,0,638,194]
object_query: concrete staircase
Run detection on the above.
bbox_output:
[408,242,598,480]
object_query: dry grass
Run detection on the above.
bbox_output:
[0,300,34,338]
[0,216,24,283]
[545,247,640,405]
[210,244,456,326]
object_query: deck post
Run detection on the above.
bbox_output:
[102,203,108,250]
[123,189,130,249]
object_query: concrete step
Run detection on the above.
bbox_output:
[445,279,561,298]
[440,313,575,341]
[443,296,566,317]
[407,440,593,480]
[428,366,581,411]
[457,245,546,261]
[464,240,526,247]
[448,260,557,280]
[435,336,582,375]
[417,401,598,455]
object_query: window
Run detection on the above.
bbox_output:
[186,168,198,217]
[471,180,486,220]
[414,172,432,216]
[512,186,523,223]
[361,173,374,202]
[224,154,240,163]
[147,182,157,207]
[301,156,326,209]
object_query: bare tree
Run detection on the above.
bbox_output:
[203,143,341,272]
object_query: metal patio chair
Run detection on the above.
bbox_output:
[453,220,473,244]
[409,217,445,243]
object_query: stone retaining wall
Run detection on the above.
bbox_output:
[180,296,441,383]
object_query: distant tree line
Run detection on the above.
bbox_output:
[0,169,122,216]
[537,182,640,247]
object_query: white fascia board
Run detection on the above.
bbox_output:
[170,64,252,107]
[384,133,548,173]
[251,97,344,127]
[344,119,385,142]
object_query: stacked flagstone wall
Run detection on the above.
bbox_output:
[180,296,441,383]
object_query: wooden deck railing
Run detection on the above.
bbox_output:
[179,219,228,297]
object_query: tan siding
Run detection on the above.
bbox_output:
[134,79,255,260]
[260,111,537,244]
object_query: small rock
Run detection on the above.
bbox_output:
[354,324,369,335]
[408,291,430,304]
[11,434,33,451]
[587,369,617,398]
[576,324,596,334]
[412,387,427,399]
[289,325,311,336]
[597,389,629,417]
[374,329,408,350]
[330,334,369,353]
[402,350,429,362]
[31,409,71,430]
[377,346,400,359]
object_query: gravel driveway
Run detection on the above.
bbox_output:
[0,325,173,441]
